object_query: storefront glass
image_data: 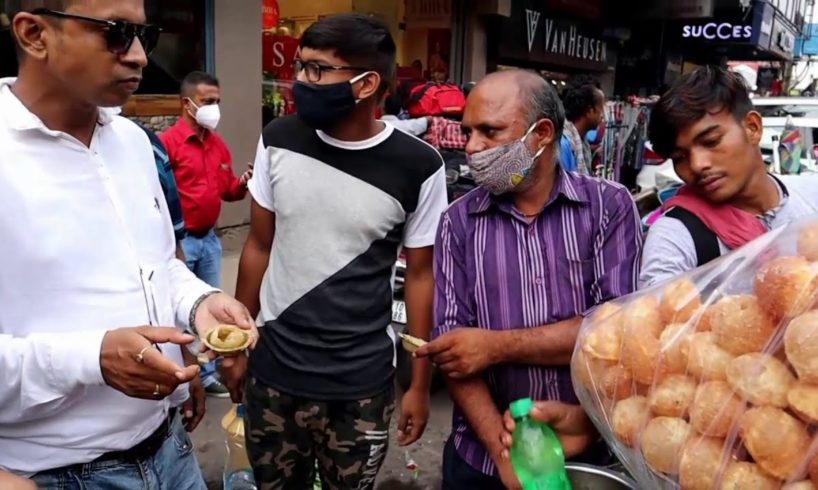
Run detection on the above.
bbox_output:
[0,0,207,93]
[261,0,454,123]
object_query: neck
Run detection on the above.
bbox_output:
[183,113,208,140]
[512,156,557,216]
[572,118,591,137]
[323,105,383,142]
[11,70,99,146]
[731,167,779,215]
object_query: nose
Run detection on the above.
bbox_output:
[688,148,712,175]
[122,36,148,69]
[465,134,486,156]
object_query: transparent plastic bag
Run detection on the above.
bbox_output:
[572,217,818,489]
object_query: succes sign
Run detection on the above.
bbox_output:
[682,22,753,41]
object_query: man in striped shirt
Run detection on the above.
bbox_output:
[415,70,642,489]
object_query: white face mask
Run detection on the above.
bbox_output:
[187,99,221,130]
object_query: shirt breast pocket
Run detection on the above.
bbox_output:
[558,256,596,314]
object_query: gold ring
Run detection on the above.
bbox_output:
[135,345,153,364]
[153,384,161,397]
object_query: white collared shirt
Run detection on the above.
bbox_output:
[0,78,215,475]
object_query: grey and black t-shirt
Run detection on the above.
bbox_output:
[247,116,448,400]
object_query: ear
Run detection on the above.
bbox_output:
[743,111,763,146]
[532,118,557,149]
[12,13,50,61]
[355,72,382,101]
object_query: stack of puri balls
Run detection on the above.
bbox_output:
[572,220,818,490]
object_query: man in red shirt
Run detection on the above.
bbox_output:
[161,71,252,397]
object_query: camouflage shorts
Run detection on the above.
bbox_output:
[243,376,396,490]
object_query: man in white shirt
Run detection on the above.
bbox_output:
[1,1,256,488]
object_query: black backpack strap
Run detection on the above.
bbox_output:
[664,207,721,267]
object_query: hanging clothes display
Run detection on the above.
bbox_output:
[595,98,655,185]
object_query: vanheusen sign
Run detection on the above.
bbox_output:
[525,9,607,63]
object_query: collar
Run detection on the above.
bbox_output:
[770,173,790,199]
[171,117,209,142]
[0,77,117,132]
[761,174,789,221]
[469,164,588,216]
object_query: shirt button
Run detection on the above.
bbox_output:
[535,277,544,285]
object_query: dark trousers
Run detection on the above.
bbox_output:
[441,434,615,489]
[441,437,505,490]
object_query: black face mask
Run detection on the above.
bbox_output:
[292,72,372,130]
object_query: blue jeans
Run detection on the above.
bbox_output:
[31,414,206,490]
[181,230,222,289]
[181,230,222,387]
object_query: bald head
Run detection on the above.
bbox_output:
[471,70,565,139]
[462,69,565,161]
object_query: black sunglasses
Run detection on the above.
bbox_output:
[31,8,161,56]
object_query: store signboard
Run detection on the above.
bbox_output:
[682,22,753,41]
[497,0,607,71]
[796,24,818,57]
[262,0,279,31]
[262,34,300,80]
[679,2,775,50]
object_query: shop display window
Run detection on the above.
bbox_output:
[262,0,453,123]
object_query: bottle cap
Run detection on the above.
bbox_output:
[509,398,534,419]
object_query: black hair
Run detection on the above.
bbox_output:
[300,13,396,95]
[180,71,219,97]
[562,75,602,122]
[649,66,753,159]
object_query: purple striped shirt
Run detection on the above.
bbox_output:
[432,168,643,476]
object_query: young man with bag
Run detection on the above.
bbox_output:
[641,66,818,288]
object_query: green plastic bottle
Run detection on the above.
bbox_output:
[509,398,572,490]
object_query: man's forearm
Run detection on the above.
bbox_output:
[446,376,506,463]
[235,243,269,320]
[491,317,581,367]
[404,270,434,390]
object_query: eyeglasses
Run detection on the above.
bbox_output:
[31,8,161,56]
[292,60,371,83]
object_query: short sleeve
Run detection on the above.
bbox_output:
[639,216,700,289]
[404,164,448,248]
[247,136,275,212]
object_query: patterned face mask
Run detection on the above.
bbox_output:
[467,123,547,195]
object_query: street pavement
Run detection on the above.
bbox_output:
[191,227,453,489]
